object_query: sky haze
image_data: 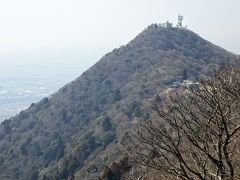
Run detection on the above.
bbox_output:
[0,0,239,77]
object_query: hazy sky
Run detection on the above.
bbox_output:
[0,0,239,78]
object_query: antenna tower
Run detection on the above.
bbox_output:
[178,15,183,27]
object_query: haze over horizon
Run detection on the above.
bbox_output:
[0,0,239,121]
[0,0,239,77]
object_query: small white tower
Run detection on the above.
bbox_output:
[177,15,183,27]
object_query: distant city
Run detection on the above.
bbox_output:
[0,75,78,122]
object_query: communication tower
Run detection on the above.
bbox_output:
[177,15,183,27]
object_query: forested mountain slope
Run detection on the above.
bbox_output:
[0,24,235,180]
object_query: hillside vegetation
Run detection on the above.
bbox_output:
[0,24,235,180]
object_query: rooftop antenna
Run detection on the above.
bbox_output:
[177,15,183,27]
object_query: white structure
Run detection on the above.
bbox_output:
[166,21,173,28]
[159,21,173,28]
[182,80,200,90]
[177,15,183,27]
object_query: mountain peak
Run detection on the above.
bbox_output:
[132,24,213,52]
[0,24,235,180]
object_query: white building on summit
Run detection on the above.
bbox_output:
[159,15,186,29]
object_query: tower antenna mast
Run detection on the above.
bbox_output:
[177,15,183,27]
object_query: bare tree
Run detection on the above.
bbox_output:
[128,63,240,180]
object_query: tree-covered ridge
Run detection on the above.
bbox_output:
[0,24,235,180]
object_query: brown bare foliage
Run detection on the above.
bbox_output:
[128,62,240,180]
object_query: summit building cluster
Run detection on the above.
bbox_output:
[160,15,187,29]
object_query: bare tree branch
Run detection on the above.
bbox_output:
[127,61,240,180]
